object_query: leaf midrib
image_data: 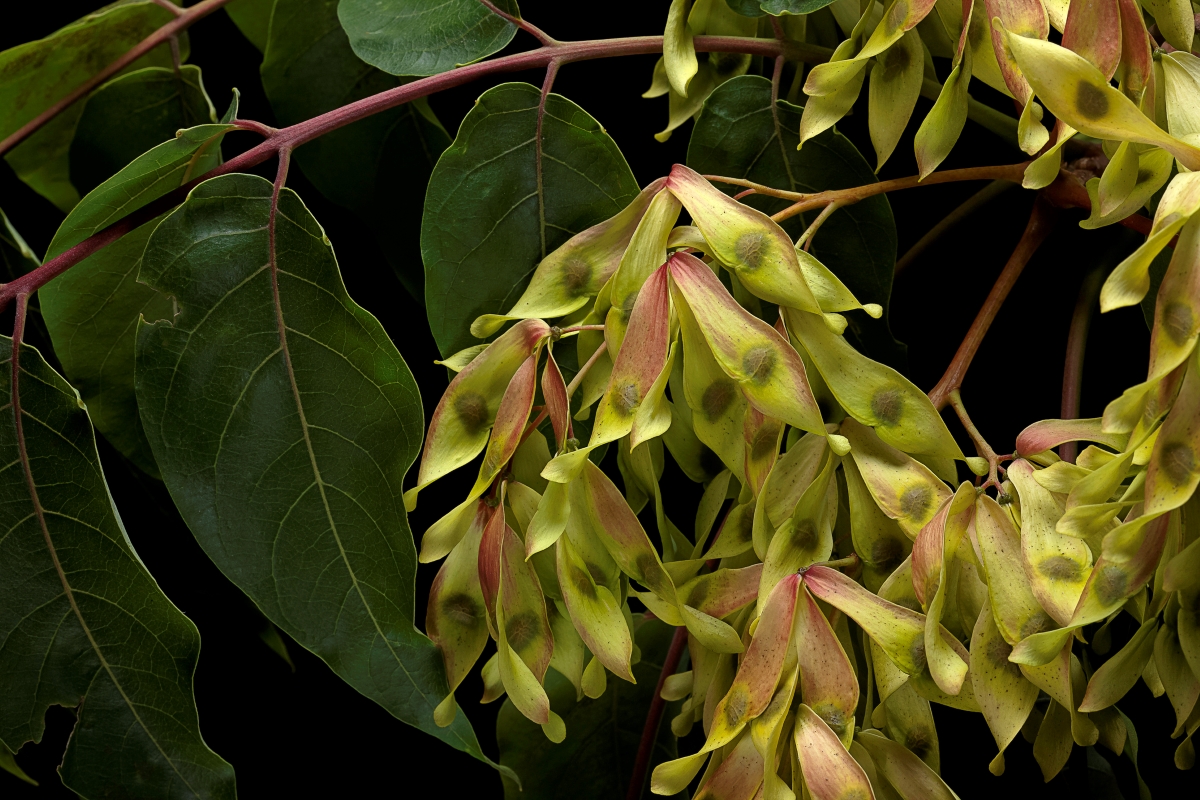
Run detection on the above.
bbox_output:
[265,194,470,748]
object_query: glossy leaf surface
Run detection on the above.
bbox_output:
[0,338,235,799]
[135,173,491,765]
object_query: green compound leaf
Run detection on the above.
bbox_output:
[0,337,235,799]
[725,0,840,15]
[497,617,683,799]
[135,172,496,770]
[0,0,187,211]
[422,82,640,358]
[69,65,216,198]
[264,0,452,299]
[41,122,234,478]
[686,75,904,369]
[338,0,520,77]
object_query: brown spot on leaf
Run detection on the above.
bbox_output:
[742,345,776,383]
[871,387,904,426]
[791,520,819,552]
[911,637,928,670]
[1093,564,1129,605]
[735,232,767,269]
[1162,302,1195,345]
[442,593,482,627]
[561,256,592,295]
[634,553,659,583]
[905,728,934,760]
[702,379,737,420]
[1160,441,1197,486]
[872,537,904,570]
[1075,82,1110,120]
[506,611,540,654]
[610,381,639,416]
[1019,611,1053,639]
[899,486,931,520]
[1039,555,1083,583]
[750,426,778,462]
[455,392,489,433]
[723,686,749,727]
[570,564,597,599]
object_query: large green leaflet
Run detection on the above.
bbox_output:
[134,173,494,768]
[423,82,641,358]
[263,0,452,299]
[338,0,520,77]
[0,0,186,211]
[686,75,904,368]
[497,618,683,799]
[69,65,216,198]
[40,122,234,477]
[0,337,234,799]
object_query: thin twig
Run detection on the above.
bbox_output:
[232,119,277,137]
[1059,267,1105,464]
[567,342,608,399]
[947,390,1005,490]
[478,0,560,47]
[518,341,609,447]
[798,201,840,252]
[768,163,1031,221]
[0,0,237,158]
[560,324,605,334]
[0,30,1027,311]
[928,197,1058,410]
[894,180,1015,275]
[626,625,689,800]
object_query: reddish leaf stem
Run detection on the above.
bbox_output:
[0,0,237,158]
[928,197,1058,410]
[0,33,820,313]
[478,0,560,47]
[626,625,688,800]
[1059,267,1105,464]
[707,163,1030,216]
[798,201,840,252]
[947,390,1007,490]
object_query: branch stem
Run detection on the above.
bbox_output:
[0,0,237,158]
[928,197,1058,410]
[1,33,825,312]
[1059,267,1105,464]
[765,163,1030,221]
[478,0,560,46]
[947,390,1005,489]
[626,625,688,800]
[797,201,840,252]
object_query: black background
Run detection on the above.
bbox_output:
[0,2,1185,798]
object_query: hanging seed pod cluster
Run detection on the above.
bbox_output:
[415,136,1200,795]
